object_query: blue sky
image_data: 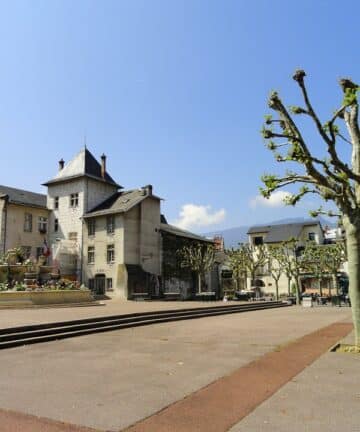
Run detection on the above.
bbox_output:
[0,0,358,232]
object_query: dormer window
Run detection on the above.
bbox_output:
[70,193,79,208]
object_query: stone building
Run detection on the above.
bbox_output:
[82,185,162,299]
[247,221,325,296]
[0,147,215,299]
[0,185,49,257]
[43,148,120,277]
[160,222,217,300]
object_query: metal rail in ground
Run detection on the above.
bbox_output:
[0,301,291,350]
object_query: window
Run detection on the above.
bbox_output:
[69,232,78,242]
[107,244,115,263]
[21,246,31,259]
[54,218,59,232]
[38,216,47,233]
[308,232,316,241]
[24,213,33,232]
[296,246,305,257]
[54,197,59,209]
[254,236,263,246]
[106,278,113,291]
[70,193,79,208]
[87,246,95,264]
[107,215,115,234]
[88,219,96,236]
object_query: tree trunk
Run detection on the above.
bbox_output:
[295,277,301,305]
[198,273,202,294]
[287,277,291,296]
[275,280,279,300]
[319,278,323,297]
[344,221,360,346]
[332,273,339,296]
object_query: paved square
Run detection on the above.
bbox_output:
[0,306,352,431]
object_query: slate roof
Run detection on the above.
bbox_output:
[247,225,272,234]
[43,148,121,187]
[247,221,321,243]
[0,184,47,209]
[160,223,214,243]
[84,188,161,218]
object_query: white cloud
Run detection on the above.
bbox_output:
[250,190,291,208]
[173,204,226,230]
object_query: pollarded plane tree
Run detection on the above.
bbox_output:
[237,243,267,291]
[227,248,247,291]
[301,243,330,297]
[261,70,360,345]
[266,245,285,300]
[275,239,304,305]
[323,242,347,296]
[178,243,215,294]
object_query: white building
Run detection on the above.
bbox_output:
[43,148,120,278]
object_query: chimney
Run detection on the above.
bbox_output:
[142,184,153,196]
[58,159,65,171]
[101,154,106,179]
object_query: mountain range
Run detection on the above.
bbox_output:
[203,217,335,249]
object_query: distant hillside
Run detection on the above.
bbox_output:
[204,216,335,249]
[205,226,249,249]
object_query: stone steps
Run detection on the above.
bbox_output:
[0,301,291,350]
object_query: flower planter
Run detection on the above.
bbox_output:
[7,252,17,265]
[0,289,94,306]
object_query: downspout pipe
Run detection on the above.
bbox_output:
[3,196,8,254]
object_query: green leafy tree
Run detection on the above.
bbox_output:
[178,243,215,294]
[261,70,360,344]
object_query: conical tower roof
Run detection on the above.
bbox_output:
[43,148,121,188]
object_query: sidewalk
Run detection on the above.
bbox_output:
[230,330,359,432]
[124,321,353,432]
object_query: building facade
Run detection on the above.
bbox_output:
[247,221,326,296]
[0,147,214,300]
[0,185,50,258]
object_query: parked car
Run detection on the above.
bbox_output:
[234,290,255,301]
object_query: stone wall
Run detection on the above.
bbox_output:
[123,197,161,276]
[47,178,119,277]
[85,178,118,212]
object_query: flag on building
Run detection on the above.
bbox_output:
[43,239,51,257]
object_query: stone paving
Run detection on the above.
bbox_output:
[229,330,360,432]
[0,305,352,431]
[0,299,243,329]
